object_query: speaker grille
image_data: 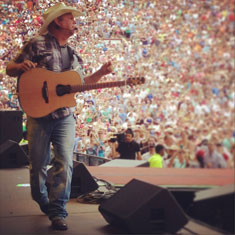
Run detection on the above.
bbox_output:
[150,208,165,233]
[0,140,28,168]
[0,111,23,145]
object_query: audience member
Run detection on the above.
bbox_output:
[148,144,165,168]
[1,0,234,168]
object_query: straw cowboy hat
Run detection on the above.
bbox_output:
[39,3,82,35]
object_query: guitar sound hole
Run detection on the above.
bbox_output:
[56,84,71,96]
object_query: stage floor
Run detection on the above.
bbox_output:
[0,166,233,234]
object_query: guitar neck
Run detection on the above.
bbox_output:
[70,80,126,93]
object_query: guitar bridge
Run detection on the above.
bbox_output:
[42,81,49,103]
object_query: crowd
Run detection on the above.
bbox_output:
[0,0,234,168]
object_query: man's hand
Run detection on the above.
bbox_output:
[99,61,113,76]
[84,61,113,84]
[6,60,37,77]
[20,60,37,72]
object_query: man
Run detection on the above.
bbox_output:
[141,136,156,160]
[115,128,142,160]
[148,144,165,168]
[203,142,227,168]
[6,3,112,231]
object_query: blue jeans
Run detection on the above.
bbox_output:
[27,114,75,220]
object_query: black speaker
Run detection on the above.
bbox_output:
[188,184,235,234]
[99,179,188,234]
[0,140,29,168]
[0,110,23,145]
[46,161,98,198]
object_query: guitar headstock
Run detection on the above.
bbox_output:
[126,77,145,86]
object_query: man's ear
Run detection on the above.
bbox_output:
[54,18,61,27]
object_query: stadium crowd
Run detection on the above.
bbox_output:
[0,0,234,168]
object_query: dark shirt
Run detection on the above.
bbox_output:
[116,141,140,160]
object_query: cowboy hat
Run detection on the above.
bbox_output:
[39,3,82,35]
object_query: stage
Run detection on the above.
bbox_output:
[0,166,234,234]
[89,165,234,188]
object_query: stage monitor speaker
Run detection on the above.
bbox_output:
[46,161,99,198]
[188,184,235,234]
[0,140,29,168]
[0,110,23,145]
[99,179,188,234]
[19,143,28,155]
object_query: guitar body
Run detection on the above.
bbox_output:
[19,68,81,118]
[18,68,145,118]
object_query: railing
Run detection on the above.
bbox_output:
[73,151,111,166]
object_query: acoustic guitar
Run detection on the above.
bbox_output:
[18,68,145,118]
